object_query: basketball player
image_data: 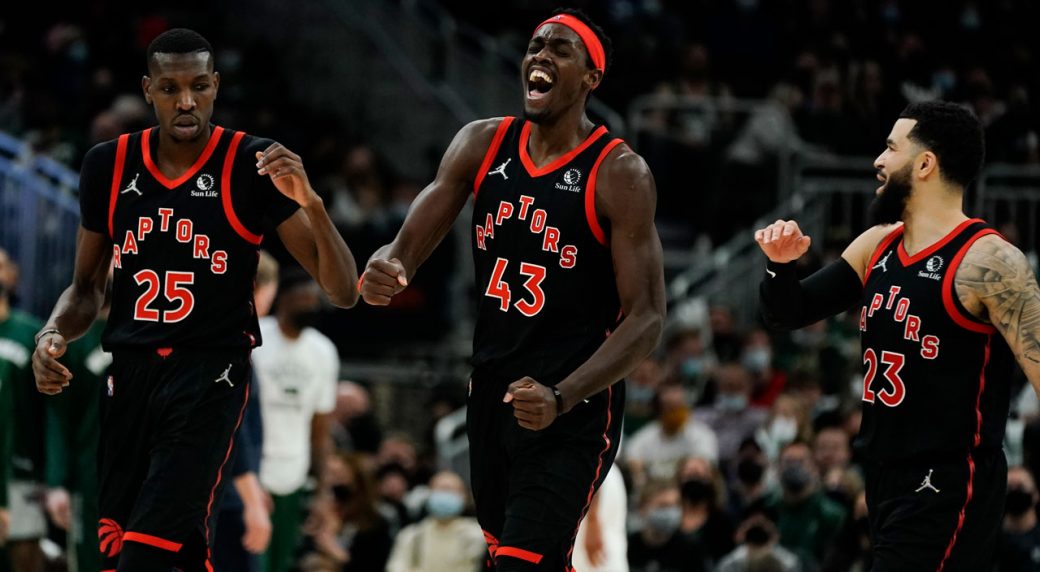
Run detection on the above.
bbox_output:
[756,100,1040,569]
[360,9,665,570]
[30,29,359,571]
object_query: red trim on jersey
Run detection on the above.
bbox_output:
[473,117,516,198]
[519,122,608,178]
[142,126,225,190]
[584,138,624,246]
[566,385,614,565]
[123,532,183,552]
[937,337,991,571]
[497,546,544,564]
[482,529,500,557]
[221,131,263,245]
[107,134,130,239]
[862,224,904,284]
[897,218,982,267]
[942,229,1000,334]
[203,382,250,569]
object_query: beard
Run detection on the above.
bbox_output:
[869,164,913,226]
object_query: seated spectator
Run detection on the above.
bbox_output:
[626,384,719,486]
[716,513,800,572]
[385,470,484,572]
[695,363,768,466]
[727,439,772,521]
[300,453,393,571]
[742,328,787,408]
[996,466,1040,572]
[813,426,862,507]
[628,480,709,572]
[331,381,383,455]
[625,356,666,436]
[755,392,811,461]
[821,492,872,572]
[764,441,846,570]
[677,457,736,565]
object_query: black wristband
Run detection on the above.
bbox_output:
[765,259,798,277]
[34,328,62,346]
[552,386,565,416]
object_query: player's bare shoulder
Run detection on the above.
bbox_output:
[954,234,1040,329]
[596,142,655,213]
[842,223,902,280]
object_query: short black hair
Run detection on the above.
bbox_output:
[146,28,213,67]
[899,100,985,190]
[550,8,613,77]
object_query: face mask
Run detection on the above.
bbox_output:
[717,394,748,412]
[745,523,772,546]
[681,478,715,504]
[289,309,321,330]
[737,458,765,486]
[646,506,681,536]
[332,484,355,504]
[680,357,704,380]
[1006,487,1034,517]
[769,417,799,444]
[741,348,772,373]
[660,407,689,434]
[426,490,464,519]
[780,464,813,496]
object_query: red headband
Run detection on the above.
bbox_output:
[534,14,606,73]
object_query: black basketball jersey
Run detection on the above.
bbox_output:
[855,219,1014,462]
[79,126,298,350]
[470,117,623,384]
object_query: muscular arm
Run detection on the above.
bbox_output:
[277,204,359,308]
[955,235,1040,390]
[555,146,666,412]
[361,119,501,303]
[45,229,112,342]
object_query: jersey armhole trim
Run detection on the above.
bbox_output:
[862,225,904,284]
[473,117,515,199]
[942,228,1000,334]
[107,134,130,239]
[222,131,263,245]
[585,138,625,247]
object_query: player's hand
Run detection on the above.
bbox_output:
[241,501,272,554]
[256,144,319,208]
[754,219,812,264]
[45,488,72,531]
[32,332,71,395]
[0,507,8,546]
[503,377,558,430]
[360,258,409,306]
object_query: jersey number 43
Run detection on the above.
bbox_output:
[484,257,546,317]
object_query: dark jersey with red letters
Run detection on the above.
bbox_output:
[855,219,1014,462]
[78,126,299,350]
[470,117,623,384]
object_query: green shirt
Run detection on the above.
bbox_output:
[0,310,43,482]
[766,489,847,567]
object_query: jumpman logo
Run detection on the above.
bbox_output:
[873,251,892,273]
[215,364,233,387]
[915,469,940,493]
[121,173,141,196]
[489,158,511,180]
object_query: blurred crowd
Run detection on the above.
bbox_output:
[3,1,1040,571]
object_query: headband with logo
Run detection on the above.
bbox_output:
[534,14,606,74]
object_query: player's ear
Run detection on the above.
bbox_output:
[141,75,153,105]
[212,71,220,99]
[916,150,938,181]
[585,68,603,92]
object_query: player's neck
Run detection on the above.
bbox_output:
[900,186,967,256]
[156,124,213,174]
[527,109,596,163]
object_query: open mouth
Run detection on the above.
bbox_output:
[527,68,555,100]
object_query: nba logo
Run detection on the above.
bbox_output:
[107,375,114,396]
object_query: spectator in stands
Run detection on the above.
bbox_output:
[756,392,811,461]
[716,512,800,572]
[376,462,412,535]
[676,456,736,565]
[996,466,1040,571]
[385,470,484,572]
[625,383,718,486]
[821,491,872,572]
[813,425,862,507]
[728,440,772,521]
[254,269,339,572]
[695,362,768,467]
[627,480,709,572]
[742,328,787,407]
[301,453,392,571]
[764,441,846,570]
[624,355,666,436]
[662,324,714,398]
[330,381,383,455]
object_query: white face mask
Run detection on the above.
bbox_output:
[769,416,798,444]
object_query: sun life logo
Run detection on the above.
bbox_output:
[196,174,215,191]
[926,255,943,273]
[563,168,582,185]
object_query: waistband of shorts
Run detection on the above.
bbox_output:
[110,346,251,360]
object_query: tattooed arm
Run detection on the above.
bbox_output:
[955,234,1040,390]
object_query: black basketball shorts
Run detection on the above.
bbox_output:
[864,448,1007,571]
[467,372,624,571]
[97,348,251,571]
